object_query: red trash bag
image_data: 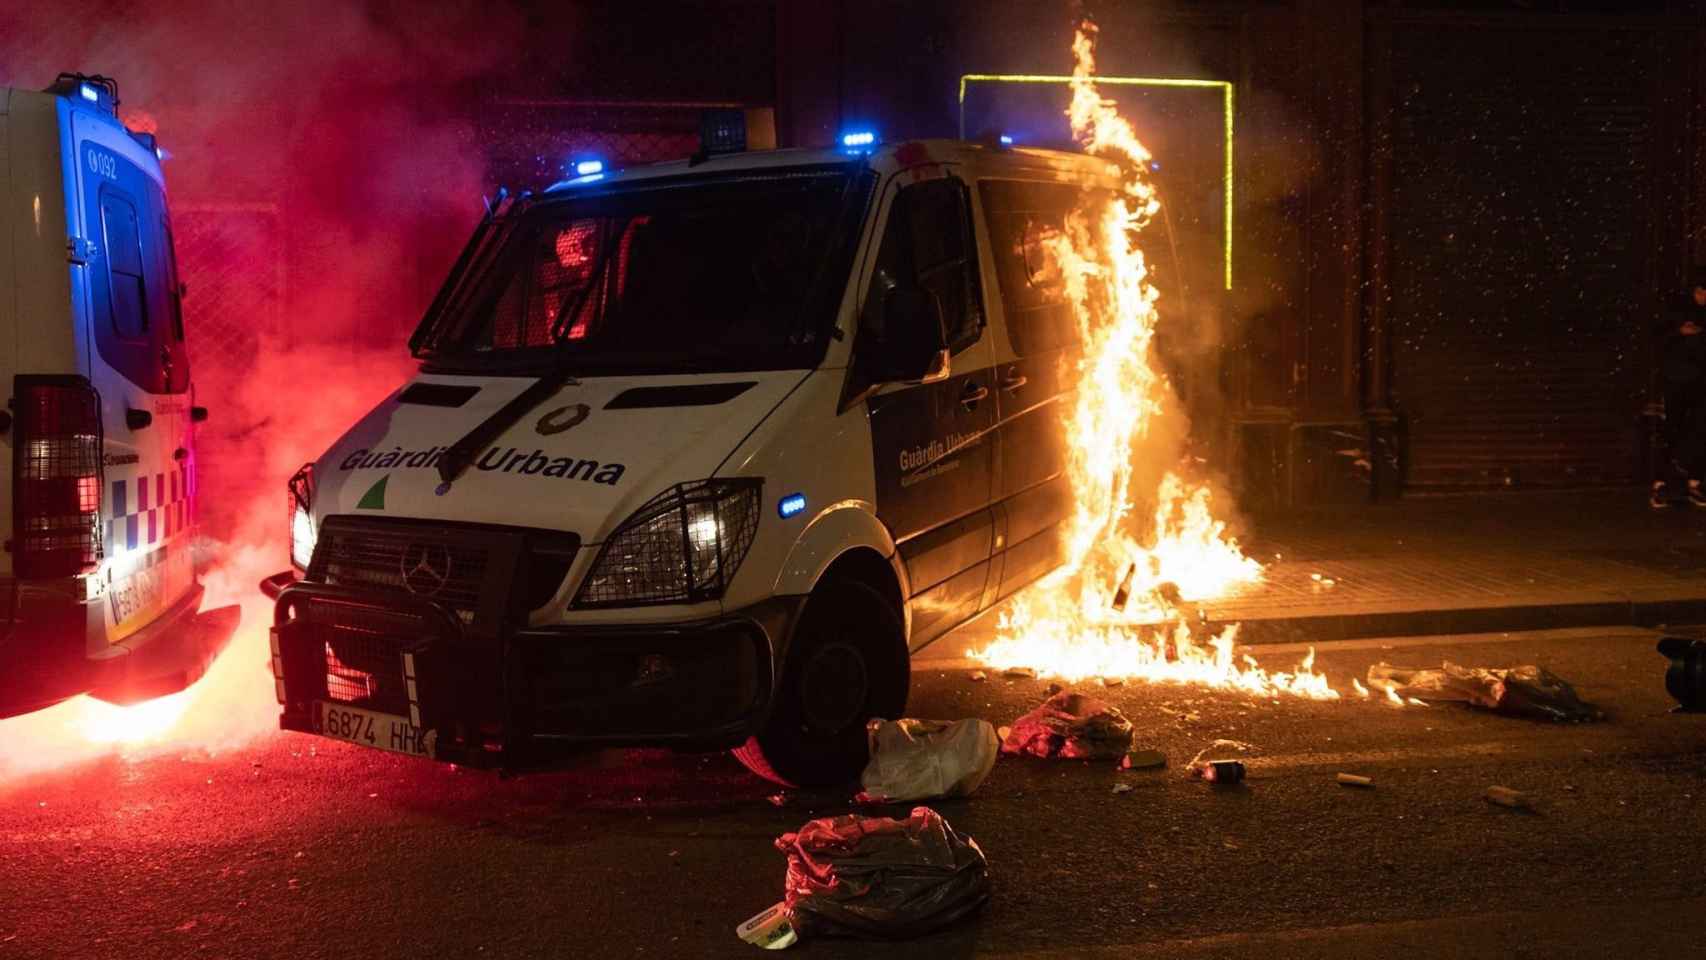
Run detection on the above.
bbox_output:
[1000,690,1135,760]
[775,806,990,940]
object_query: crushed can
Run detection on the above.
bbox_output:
[1203,760,1245,784]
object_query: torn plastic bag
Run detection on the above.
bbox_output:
[857,718,999,803]
[1000,690,1135,759]
[775,806,990,940]
[1367,661,1602,722]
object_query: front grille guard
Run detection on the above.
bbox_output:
[272,581,505,763]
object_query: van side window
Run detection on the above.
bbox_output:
[978,179,1087,356]
[862,178,985,356]
[99,189,148,340]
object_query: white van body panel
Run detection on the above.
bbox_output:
[313,369,809,542]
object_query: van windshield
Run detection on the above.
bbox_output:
[414,168,870,375]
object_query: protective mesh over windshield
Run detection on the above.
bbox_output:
[421,170,865,373]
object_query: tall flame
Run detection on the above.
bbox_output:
[971,22,1334,699]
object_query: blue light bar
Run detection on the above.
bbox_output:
[999,134,1014,146]
[79,83,99,103]
[778,493,807,519]
[574,159,604,177]
[840,130,876,149]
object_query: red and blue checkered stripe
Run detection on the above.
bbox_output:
[107,465,192,556]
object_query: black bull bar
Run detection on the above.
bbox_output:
[268,578,786,772]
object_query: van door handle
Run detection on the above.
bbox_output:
[999,373,1028,392]
[126,408,153,430]
[173,447,189,461]
[960,382,990,410]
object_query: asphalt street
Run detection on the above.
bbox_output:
[4,625,1706,959]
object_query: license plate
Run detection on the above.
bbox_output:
[314,702,436,759]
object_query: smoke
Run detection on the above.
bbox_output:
[0,1,515,782]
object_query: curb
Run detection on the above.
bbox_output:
[1217,597,1706,645]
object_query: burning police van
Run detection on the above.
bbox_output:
[0,75,237,718]
[263,134,1117,785]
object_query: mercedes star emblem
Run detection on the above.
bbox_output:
[400,541,453,596]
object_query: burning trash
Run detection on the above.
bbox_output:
[857,719,999,804]
[1000,690,1134,760]
[967,23,1334,701]
[761,807,990,943]
[1366,662,1603,723]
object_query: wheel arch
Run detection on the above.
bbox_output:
[771,500,910,649]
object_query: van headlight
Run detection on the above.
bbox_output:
[288,463,317,571]
[573,479,762,607]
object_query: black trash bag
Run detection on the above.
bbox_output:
[1367,661,1603,723]
[1000,690,1135,759]
[1657,637,1706,711]
[775,806,990,940]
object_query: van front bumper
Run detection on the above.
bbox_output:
[267,575,799,772]
[0,582,239,719]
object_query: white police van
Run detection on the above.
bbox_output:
[0,75,237,718]
[263,132,1117,785]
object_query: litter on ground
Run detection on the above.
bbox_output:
[770,807,990,941]
[1000,691,1135,760]
[856,718,999,804]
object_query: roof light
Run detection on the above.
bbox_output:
[778,493,807,519]
[79,83,99,103]
[841,130,876,149]
[999,134,1014,145]
[574,159,604,177]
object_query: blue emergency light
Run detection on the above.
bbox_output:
[79,83,99,103]
[841,130,876,150]
[999,134,1014,145]
[778,493,807,519]
[574,159,604,177]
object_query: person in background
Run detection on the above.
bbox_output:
[1654,277,1706,508]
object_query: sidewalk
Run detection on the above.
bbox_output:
[922,488,1706,661]
[1202,489,1706,642]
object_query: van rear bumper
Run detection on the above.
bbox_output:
[0,582,240,718]
[267,576,798,772]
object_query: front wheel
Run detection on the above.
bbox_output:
[733,578,909,787]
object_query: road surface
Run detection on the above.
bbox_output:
[3,625,1704,959]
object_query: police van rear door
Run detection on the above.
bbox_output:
[69,110,196,645]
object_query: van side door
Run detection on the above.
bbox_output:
[979,179,1082,600]
[860,173,997,649]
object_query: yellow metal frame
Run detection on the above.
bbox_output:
[958,73,1235,290]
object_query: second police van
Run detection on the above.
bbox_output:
[263,133,1117,786]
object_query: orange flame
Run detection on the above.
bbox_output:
[971,21,1334,699]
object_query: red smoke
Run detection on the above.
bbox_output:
[0,1,518,780]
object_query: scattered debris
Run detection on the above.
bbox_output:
[968,670,987,683]
[1336,773,1374,788]
[1656,637,1706,711]
[1485,785,1530,810]
[1367,662,1603,722]
[1350,679,1370,698]
[996,726,1011,742]
[1111,561,1138,612]
[1111,783,1133,795]
[1000,691,1135,760]
[857,718,999,804]
[1185,738,1256,772]
[1044,682,1063,697]
[770,807,989,941]
[737,902,798,950]
[1197,760,1245,785]
[1121,749,1167,771]
[768,794,789,808]
[1100,676,1125,688]
[1002,666,1037,680]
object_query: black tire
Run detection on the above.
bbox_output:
[733,578,909,787]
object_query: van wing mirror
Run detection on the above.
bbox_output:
[870,286,950,384]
